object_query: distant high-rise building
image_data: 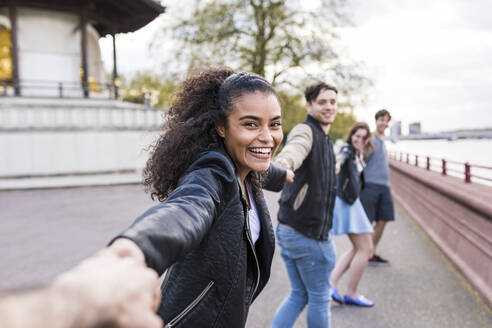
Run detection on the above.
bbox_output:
[409,122,421,135]
[391,121,402,138]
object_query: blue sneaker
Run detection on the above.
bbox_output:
[331,288,343,304]
[343,294,374,307]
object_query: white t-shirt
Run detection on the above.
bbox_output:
[246,183,261,244]
[355,154,365,173]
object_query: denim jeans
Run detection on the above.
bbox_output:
[272,225,336,328]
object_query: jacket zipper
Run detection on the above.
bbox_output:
[160,265,174,292]
[164,280,215,328]
[245,210,261,303]
[342,179,349,191]
[238,176,261,303]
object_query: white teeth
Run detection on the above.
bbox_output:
[250,148,271,154]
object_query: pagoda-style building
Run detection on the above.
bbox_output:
[0,0,165,97]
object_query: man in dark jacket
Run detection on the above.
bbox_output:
[271,82,338,328]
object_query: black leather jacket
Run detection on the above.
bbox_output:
[336,144,365,204]
[114,146,286,327]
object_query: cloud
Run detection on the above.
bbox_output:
[455,0,492,31]
[343,0,492,132]
[99,0,492,132]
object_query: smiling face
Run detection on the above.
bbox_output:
[306,88,337,128]
[351,128,368,153]
[217,91,283,181]
[375,114,390,136]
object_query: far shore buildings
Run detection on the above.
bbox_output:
[409,122,422,135]
[0,0,165,98]
[390,120,401,139]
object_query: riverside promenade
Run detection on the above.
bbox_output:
[1,185,491,327]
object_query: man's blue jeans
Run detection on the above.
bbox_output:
[272,225,336,328]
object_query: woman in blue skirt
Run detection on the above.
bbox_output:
[331,122,375,307]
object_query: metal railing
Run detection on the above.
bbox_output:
[0,78,119,99]
[0,105,163,131]
[389,151,492,184]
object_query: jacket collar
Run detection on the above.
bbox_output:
[305,114,327,135]
[209,143,272,237]
[212,141,255,210]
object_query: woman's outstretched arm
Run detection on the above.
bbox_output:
[109,151,237,276]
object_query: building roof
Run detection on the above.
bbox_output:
[0,0,166,35]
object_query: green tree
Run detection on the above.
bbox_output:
[277,91,306,136]
[156,0,370,93]
[329,110,357,141]
[154,0,370,135]
[120,71,177,108]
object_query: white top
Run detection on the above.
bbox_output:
[246,183,261,244]
[355,154,365,173]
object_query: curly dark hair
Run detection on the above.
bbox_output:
[143,67,278,201]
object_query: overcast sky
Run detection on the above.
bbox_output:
[100,0,492,133]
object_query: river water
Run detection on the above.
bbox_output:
[386,139,492,166]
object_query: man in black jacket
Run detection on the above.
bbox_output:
[272,82,338,328]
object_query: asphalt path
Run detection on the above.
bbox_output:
[0,185,490,327]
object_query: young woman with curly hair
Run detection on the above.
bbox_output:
[107,67,292,327]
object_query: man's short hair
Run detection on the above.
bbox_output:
[304,82,338,103]
[375,109,391,121]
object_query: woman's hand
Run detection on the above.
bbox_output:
[108,238,146,265]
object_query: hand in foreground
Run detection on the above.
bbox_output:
[108,238,146,263]
[53,250,162,328]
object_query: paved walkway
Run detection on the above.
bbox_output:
[249,192,492,328]
[1,185,491,327]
